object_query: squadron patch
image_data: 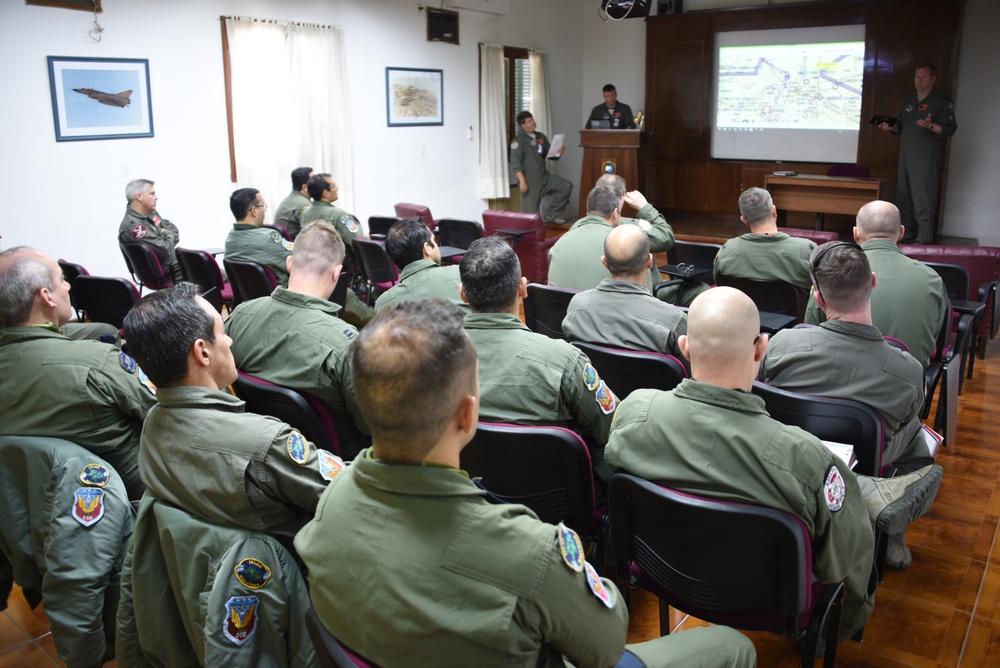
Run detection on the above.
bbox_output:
[594,381,618,415]
[72,487,105,527]
[510,141,519,150]
[222,595,259,646]
[130,224,148,239]
[119,351,137,374]
[906,104,914,113]
[557,522,585,573]
[287,431,310,465]
[79,463,110,487]
[317,449,345,481]
[584,562,614,608]
[823,465,846,512]
[918,104,928,111]
[582,364,600,392]
[234,558,272,590]
[637,219,652,232]
[341,328,356,340]
[344,216,360,234]
[138,368,157,395]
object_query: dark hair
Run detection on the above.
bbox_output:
[810,242,872,310]
[586,185,620,218]
[123,282,215,388]
[459,236,521,313]
[291,166,313,191]
[385,218,432,269]
[916,63,937,77]
[516,111,533,126]
[602,84,616,93]
[230,188,260,221]
[604,226,650,277]
[351,299,477,459]
[307,173,333,201]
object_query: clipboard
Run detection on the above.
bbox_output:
[869,115,898,127]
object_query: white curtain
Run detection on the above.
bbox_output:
[479,43,508,199]
[224,17,354,219]
[529,50,553,174]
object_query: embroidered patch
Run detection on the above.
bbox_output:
[345,217,360,234]
[530,139,537,147]
[637,219,652,232]
[584,561,614,608]
[558,522,585,573]
[234,558,272,590]
[130,224,147,239]
[823,465,846,512]
[582,363,600,392]
[223,595,259,646]
[79,463,110,487]
[270,231,282,243]
[341,328,356,340]
[918,104,928,111]
[510,141,519,150]
[317,449,345,481]
[595,381,618,415]
[151,215,161,225]
[905,104,914,112]
[119,351,137,374]
[72,488,105,527]
[138,368,157,395]
[601,160,616,174]
[287,431,310,465]
[280,238,293,250]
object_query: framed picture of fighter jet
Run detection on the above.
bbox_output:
[47,56,153,141]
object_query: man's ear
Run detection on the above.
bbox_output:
[518,276,529,299]
[897,225,906,242]
[678,334,691,361]
[190,338,211,369]
[459,284,469,304]
[600,255,609,270]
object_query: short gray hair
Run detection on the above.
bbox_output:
[0,247,55,327]
[126,179,154,203]
[738,187,774,226]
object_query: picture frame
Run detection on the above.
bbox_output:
[47,56,154,142]
[385,67,444,127]
[27,0,102,12]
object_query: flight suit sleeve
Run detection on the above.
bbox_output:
[89,349,158,421]
[161,219,180,247]
[116,534,154,668]
[562,351,617,465]
[260,426,343,514]
[634,204,675,253]
[140,222,179,264]
[510,137,526,176]
[934,97,957,138]
[326,349,371,437]
[334,212,364,248]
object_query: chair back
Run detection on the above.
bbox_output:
[367,216,400,240]
[120,243,173,291]
[72,275,140,329]
[262,223,292,241]
[523,283,578,340]
[925,262,971,303]
[58,259,91,320]
[751,381,886,476]
[223,258,279,307]
[482,209,555,284]
[393,202,437,232]
[570,342,686,399]
[436,218,484,250]
[329,270,351,309]
[175,248,232,312]
[232,370,341,456]
[667,240,722,269]
[352,238,399,291]
[305,608,379,668]
[826,164,871,178]
[715,275,802,320]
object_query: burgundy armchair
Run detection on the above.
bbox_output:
[482,210,557,284]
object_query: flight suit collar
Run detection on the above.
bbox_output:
[351,448,485,499]
[569,215,613,231]
[398,259,437,282]
[0,324,67,347]
[232,223,260,231]
[269,285,343,316]
[463,312,529,332]
[740,232,791,242]
[124,206,161,226]
[819,319,885,342]
[154,385,246,413]
[861,239,902,254]
[595,278,650,297]
[673,378,769,414]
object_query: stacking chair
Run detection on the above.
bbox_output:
[715,274,802,320]
[175,247,233,313]
[352,238,399,306]
[666,240,722,272]
[58,258,90,321]
[232,370,342,456]
[72,275,140,330]
[523,283,578,340]
[367,215,400,240]
[609,473,847,667]
[459,422,608,571]
[921,302,974,447]
[570,342,686,400]
[393,202,437,232]
[926,261,980,384]
[305,608,379,668]
[120,242,175,293]
[436,218,483,250]
[223,258,279,308]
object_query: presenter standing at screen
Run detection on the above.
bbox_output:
[879,64,957,244]
[587,84,636,129]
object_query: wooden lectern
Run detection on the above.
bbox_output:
[578,130,647,214]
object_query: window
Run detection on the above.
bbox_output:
[503,47,530,143]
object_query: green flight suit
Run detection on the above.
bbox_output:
[713,232,816,300]
[562,278,687,360]
[607,380,876,641]
[804,239,949,366]
[118,207,180,268]
[0,325,156,499]
[0,436,132,668]
[224,224,293,287]
[509,128,572,221]
[63,321,120,343]
[224,286,370,460]
[295,451,756,668]
[463,312,618,480]
[373,259,468,312]
[273,190,311,239]
[117,494,317,668]
[760,320,934,474]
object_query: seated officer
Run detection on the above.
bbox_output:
[761,241,938,568]
[273,166,313,239]
[607,287,943,642]
[563,224,687,361]
[295,299,757,668]
[374,218,467,312]
[122,282,344,546]
[225,221,370,459]
[224,187,293,286]
[0,246,156,499]
[460,236,619,480]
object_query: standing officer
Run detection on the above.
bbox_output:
[511,110,572,224]
[586,83,637,129]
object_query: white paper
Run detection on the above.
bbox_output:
[546,133,565,159]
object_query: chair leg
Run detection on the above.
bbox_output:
[658,598,671,637]
[934,363,960,447]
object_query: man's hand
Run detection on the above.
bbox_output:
[518,175,528,194]
[878,122,893,132]
[623,190,648,209]
[916,114,934,131]
[557,146,565,156]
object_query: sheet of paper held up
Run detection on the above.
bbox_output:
[546,133,565,159]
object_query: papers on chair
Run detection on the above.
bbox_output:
[546,133,565,159]
[921,425,943,458]
[821,440,857,470]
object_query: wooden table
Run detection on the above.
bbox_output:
[763,175,896,231]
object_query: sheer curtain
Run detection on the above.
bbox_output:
[529,50,554,173]
[224,17,353,218]
[479,43,508,199]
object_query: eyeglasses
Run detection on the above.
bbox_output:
[253,202,268,211]
[810,241,863,303]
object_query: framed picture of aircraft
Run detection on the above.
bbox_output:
[47,56,153,141]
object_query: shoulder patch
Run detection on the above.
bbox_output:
[280,238,293,250]
[823,465,846,512]
[270,231,282,243]
[138,368,157,395]
[119,351,137,374]
[130,224,147,239]
[72,488,105,527]
[582,363,600,392]
[638,219,652,232]
[345,217,360,234]
[234,558,272,590]
[79,463,110,487]
[223,595,259,646]
[286,431,310,465]
[510,141,519,150]
[595,380,618,415]
[341,328,356,340]
[584,561,614,608]
[317,449,345,481]
[557,522,585,573]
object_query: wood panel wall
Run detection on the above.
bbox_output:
[642,0,965,224]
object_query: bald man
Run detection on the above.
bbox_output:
[607,287,943,641]
[805,201,948,366]
[562,224,687,361]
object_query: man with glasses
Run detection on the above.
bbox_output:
[224,187,293,287]
[760,241,940,568]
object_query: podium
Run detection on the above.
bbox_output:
[579,130,647,214]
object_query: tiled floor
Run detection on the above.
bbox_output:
[0,591,67,667]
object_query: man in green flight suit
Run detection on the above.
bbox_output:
[118,178,182,281]
[607,287,943,642]
[295,298,757,668]
[224,187,293,287]
[0,247,156,499]
[510,110,572,224]
[375,217,468,312]
[272,166,313,239]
